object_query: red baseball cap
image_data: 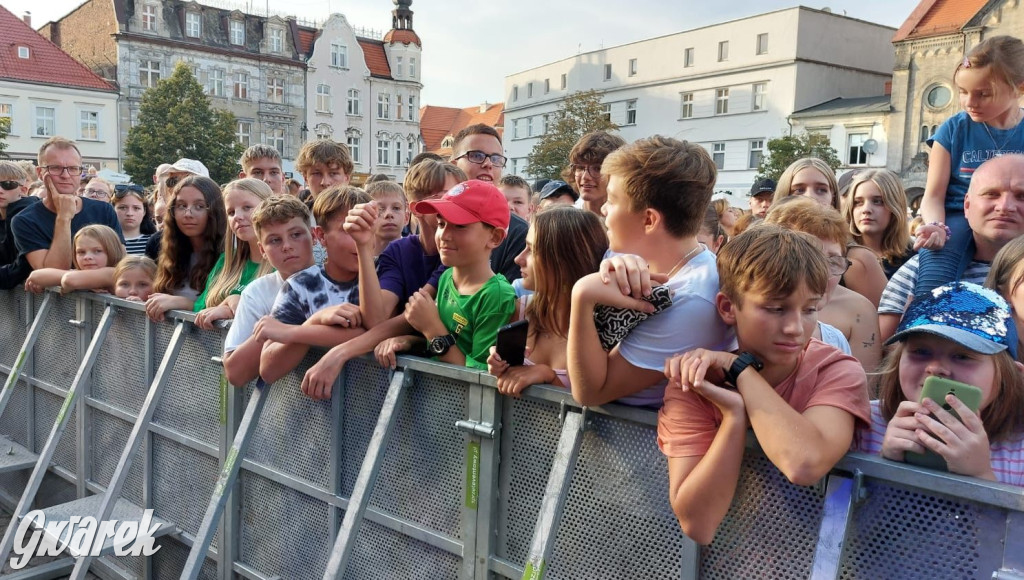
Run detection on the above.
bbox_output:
[411,179,510,230]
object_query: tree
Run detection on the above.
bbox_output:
[526,90,619,179]
[0,117,10,160]
[756,132,841,182]
[124,62,243,184]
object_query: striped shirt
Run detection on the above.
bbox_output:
[877,254,989,315]
[857,400,1024,486]
[124,234,151,256]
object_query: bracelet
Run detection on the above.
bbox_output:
[928,221,952,241]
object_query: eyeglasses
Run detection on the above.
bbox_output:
[827,257,852,277]
[83,188,111,199]
[571,164,602,178]
[43,165,84,176]
[0,180,22,191]
[454,150,507,168]
[164,176,181,189]
[173,203,209,216]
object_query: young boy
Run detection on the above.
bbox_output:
[498,175,533,221]
[567,136,734,407]
[659,224,870,545]
[295,139,353,201]
[383,180,516,369]
[0,160,40,289]
[566,130,626,216]
[258,186,370,383]
[239,144,285,195]
[223,196,316,386]
[365,180,409,258]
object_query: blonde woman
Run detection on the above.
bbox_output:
[842,169,914,279]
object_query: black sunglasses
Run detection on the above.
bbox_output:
[164,176,180,189]
[114,184,146,197]
[0,180,22,191]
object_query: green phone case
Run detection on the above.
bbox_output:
[904,376,983,471]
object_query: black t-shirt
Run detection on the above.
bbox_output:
[11,196,124,258]
[491,212,527,283]
[1,195,40,266]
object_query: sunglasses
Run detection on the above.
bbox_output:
[114,184,146,198]
[164,176,181,189]
[0,180,22,191]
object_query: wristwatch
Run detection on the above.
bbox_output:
[723,351,764,389]
[426,334,456,356]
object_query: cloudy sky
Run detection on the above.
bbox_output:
[2,0,921,106]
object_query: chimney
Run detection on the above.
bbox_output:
[884,80,892,95]
[22,11,31,27]
[479,101,489,114]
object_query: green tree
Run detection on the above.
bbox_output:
[526,90,618,179]
[0,117,10,160]
[756,132,841,182]
[124,62,243,184]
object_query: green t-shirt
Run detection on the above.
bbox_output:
[435,268,516,370]
[193,253,266,311]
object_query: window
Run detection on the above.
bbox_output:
[270,28,283,53]
[560,73,567,89]
[185,12,201,37]
[757,33,769,55]
[397,93,404,120]
[35,107,55,137]
[604,64,612,81]
[541,113,549,134]
[848,133,869,165]
[331,43,348,68]
[629,58,637,76]
[377,93,390,119]
[409,57,416,78]
[680,92,693,119]
[230,20,245,45]
[528,116,535,137]
[395,56,403,78]
[267,128,285,154]
[406,139,414,164]
[626,100,637,125]
[315,124,331,140]
[601,103,611,123]
[544,78,550,93]
[206,69,223,97]
[715,88,729,115]
[394,140,402,166]
[234,72,248,99]
[17,46,29,59]
[752,82,767,112]
[236,121,251,146]
[140,60,161,87]
[920,125,930,142]
[408,95,415,121]
[527,82,533,98]
[512,119,521,140]
[749,140,764,169]
[925,85,952,109]
[513,85,519,102]
[377,139,390,165]
[0,103,12,131]
[684,47,694,67]
[267,78,284,103]
[718,41,729,62]
[347,89,360,115]
[712,143,725,170]
[441,136,454,149]
[79,110,99,140]
[317,84,331,113]
[142,4,157,31]
[347,136,360,163]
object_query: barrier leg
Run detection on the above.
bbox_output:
[181,379,271,580]
[519,409,585,580]
[995,511,1024,578]
[322,369,410,580]
[65,321,187,579]
[0,303,113,568]
[810,472,859,580]
[0,293,53,474]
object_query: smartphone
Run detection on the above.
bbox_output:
[496,320,529,367]
[904,376,983,471]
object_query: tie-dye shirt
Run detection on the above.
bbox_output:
[270,264,358,325]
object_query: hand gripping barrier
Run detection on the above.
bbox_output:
[0,289,1022,579]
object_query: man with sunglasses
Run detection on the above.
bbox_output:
[0,161,39,289]
[450,124,527,282]
[11,137,123,272]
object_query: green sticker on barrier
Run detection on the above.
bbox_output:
[522,560,545,580]
[219,373,228,425]
[55,389,75,424]
[465,440,480,509]
[12,349,26,375]
[214,447,239,496]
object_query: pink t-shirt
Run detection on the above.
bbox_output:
[658,339,871,458]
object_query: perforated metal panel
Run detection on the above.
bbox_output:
[700,452,824,579]
[88,409,145,505]
[152,326,224,446]
[151,435,219,539]
[0,377,30,446]
[0,288,27,366]
[150,536,219,580]
[32,295,81,389]
[346,519,463,579]
[838,481,1006,579]
[340,356,391,497]
[33,388,77,475]
[90,302,150,414]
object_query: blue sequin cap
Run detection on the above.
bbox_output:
[886,282,1018,359]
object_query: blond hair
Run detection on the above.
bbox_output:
[843,169,911,263]
[312,185,371,229]
[366,181,406,204]
[74,225,125,269]
[773,158,840,210]
[252,194,313,238]
[956,36,1024,98]
[0,160,27,181]
[113,255,156,285]
[765,195,849,247]
[717,223,828,306]
[295,139,354,177]
[403,160,466,201]
[203,179,275,308]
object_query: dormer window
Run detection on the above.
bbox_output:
[185,12,201,38]
[17,46,29,59]
[441,136,454,149]
[269,28,283,53]
[230,20,245,45]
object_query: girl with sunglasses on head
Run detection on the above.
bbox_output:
[0,161,41,290]
[111,184,156,255]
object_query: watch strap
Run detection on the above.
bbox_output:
[723,351,763,389]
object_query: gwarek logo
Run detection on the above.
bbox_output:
[9,509,161,569]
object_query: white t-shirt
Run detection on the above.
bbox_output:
[617,249,737,407]
[223,272,285,354]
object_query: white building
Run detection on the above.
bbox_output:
[503,7,896,194]
[790,95,892,172]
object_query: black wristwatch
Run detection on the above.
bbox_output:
[723,351,763,389]
[426,334,456,356]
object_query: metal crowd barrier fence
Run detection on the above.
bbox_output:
[0,289,1021,579]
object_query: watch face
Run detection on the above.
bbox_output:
[429,335,451,355]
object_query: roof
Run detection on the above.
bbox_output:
[419,103,505,155]
[358,38,392,79]
[893,0,988,42]
[791,96,892,118]
[383,29,421,47]
[296,25,319,58]
[0,5,115,92]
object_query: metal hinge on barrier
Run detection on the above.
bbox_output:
[816,468,867,503]
[558,401,589,432]
[68,319,87,328]
[455,419,495,439]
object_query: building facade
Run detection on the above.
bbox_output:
[502,7,896,193]
[0,7,119,170]
[790,95,892,174]
[419,102,504,159]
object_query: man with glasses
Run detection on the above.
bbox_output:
[566,131,626,217]
[450,124,527,282]
[11,137,123,271]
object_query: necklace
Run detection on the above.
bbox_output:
[982,108,1023,156]
[665,243,703,279]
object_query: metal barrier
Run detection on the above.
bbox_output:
[0,289,1022,579]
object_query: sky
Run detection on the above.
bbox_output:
[1,0,922,107]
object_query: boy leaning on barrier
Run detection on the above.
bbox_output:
[659,224,871,545]
[222,195,316,387]
[257,187,370,384]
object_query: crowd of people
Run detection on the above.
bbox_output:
[2,34,1024,544]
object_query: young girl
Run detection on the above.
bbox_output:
[858,282,1024,485]
[486,207,607,394]
[146,176,226,322]
[697,205,726,254]
[843,169,914,279]
[984,236,1024,361]
[711,198,738,238]
[113,255,156,302]
[111,185,155,255]
[24,225,125,294]
[916,36,1024,296]
[193,178,274,329]
[773,157,888,306]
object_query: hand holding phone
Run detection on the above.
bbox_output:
[496,320,529,367]
[904,376,983,471]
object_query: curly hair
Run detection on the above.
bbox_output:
[154,176,226,295]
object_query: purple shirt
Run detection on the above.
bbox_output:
[376,235,445,307]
